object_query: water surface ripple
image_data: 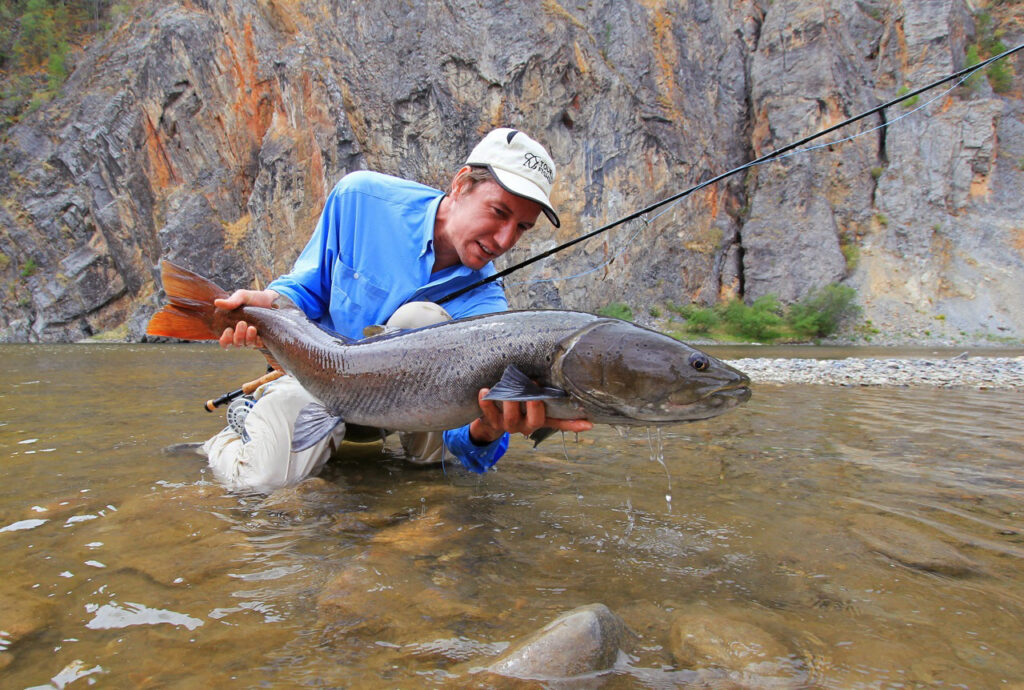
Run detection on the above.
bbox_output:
[0,344,1022,687]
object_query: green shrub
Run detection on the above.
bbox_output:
[787,283,861,338]
[20,257,37,277]
[683,306,719,333]
[896,85,919,108]
[978,37,1013,93]
[2,1,140,132]
[965,12,1017,94]
[841,241,860,271]
[987,57,1013,93]
[15,0,55,67]
[665,302,720,333]
[598,302,633,321]
[47,41,69,91]
[720,295,784,341]
[964,44,984,90]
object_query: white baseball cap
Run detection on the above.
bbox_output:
[466,128,560,227]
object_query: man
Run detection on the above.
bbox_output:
[202,128,592,492]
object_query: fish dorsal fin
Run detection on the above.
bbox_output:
[292,403,345,452]
[483,365,568,401]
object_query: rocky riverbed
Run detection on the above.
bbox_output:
[729,355,1024,389]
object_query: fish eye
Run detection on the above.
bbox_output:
[689,353,710,371]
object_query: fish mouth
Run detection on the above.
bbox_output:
[659,382,752,420]
[700,383,752,409]
[714,383,752,404]
[584,383,753,425]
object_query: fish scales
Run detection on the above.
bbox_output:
[251,310,604,432]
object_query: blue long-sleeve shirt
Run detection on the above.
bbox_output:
[268,170,509,472]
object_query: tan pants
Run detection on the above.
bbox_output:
[202,302,451,492]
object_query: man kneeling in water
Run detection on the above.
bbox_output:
[202,129,592,492]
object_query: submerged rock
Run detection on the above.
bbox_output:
[849,513,979,576]
[316,504,490,641]
[259,476,351,519]
[669,608,792,672]
[316,555,489,639]
[73,484,249,586]
[0,590,56,659]
[485,603,631,681]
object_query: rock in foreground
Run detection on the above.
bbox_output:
[486,603,631,681]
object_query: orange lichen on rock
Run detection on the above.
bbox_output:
[221,21,277,149]
[703,184,720,221]
[223,213,251,249]
[1012,227,1024,254]
[141,110,180,189]
[646,4,684,119]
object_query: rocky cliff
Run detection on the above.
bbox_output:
[0,0,1021,344]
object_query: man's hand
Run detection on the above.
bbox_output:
[213,289,280,349]
[468,388,593,445]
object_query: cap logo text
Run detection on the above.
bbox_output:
[523,152,554,185]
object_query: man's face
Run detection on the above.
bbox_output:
[446,178,543,270]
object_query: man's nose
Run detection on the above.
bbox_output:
[494,221,518,251]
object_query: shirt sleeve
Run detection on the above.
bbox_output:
[267,218,333,319]
[267,178,354,321]
[443,426,509,473]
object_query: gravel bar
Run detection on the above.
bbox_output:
[727,356,1024,390]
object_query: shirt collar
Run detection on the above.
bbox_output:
[420,193,445,260]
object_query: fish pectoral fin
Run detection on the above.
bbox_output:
[528,427,559,447]
[483,365,568,402]
[292,403,346,453]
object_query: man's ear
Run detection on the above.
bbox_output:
[449,165,473,198]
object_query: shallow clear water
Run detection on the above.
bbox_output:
[1,344,1022,687]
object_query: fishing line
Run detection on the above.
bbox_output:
[438,42,1024,305]
[504,180,690,290]
[771,65,981,162]
[503,212,651,289]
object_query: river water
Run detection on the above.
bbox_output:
[1,344,1022,688]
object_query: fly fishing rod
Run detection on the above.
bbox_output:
[204,368,283,411]
[437,42,1024,306]
[203,44,1020,411]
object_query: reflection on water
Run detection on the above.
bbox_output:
[85,601,206,631]
[1,344,1023,687]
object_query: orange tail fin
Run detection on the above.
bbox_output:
[146,261,230,341]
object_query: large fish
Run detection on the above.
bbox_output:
[146,261,751,449]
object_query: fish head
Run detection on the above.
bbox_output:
[551,320,751,424]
